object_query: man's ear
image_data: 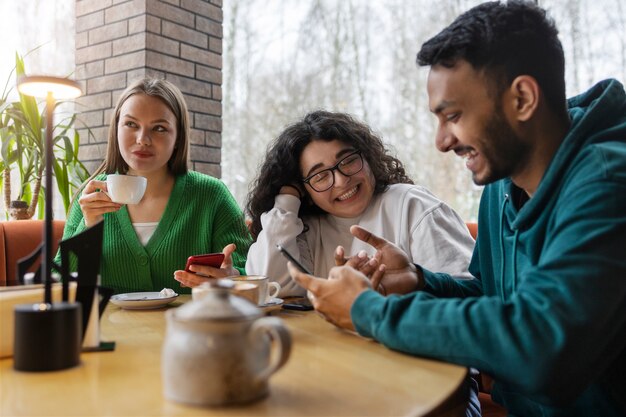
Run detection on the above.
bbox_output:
[509,75,540,122]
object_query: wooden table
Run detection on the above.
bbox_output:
[1,297,469,416]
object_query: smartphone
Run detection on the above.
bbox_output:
[283,297,314,311]
[276,244,312,275]
[184,253,225,272]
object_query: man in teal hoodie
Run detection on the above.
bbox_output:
[289,1,626,416]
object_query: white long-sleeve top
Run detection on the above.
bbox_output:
[246,183,475,297]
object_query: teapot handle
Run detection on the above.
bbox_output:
[249,317,291,383]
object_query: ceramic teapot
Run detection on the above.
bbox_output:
[162,280,291,406]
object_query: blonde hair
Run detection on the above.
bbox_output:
[71,78,190,207]
[90,78,190,179]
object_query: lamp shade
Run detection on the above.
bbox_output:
[17,75,82,99]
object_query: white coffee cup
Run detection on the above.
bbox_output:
[106,174,147,204]
[231,275,280,306]
[192,281,260,306]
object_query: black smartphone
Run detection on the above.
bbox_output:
[276,244,312,275]
[283,297,314,311]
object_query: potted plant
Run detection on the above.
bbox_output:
[0,52,90,220]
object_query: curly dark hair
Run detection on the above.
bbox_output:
[417,0,568,123]
[245,110,413,240]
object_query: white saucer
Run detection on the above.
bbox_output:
[110,292,179,310]
[259,297,284,313]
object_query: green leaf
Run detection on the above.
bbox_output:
[53,158,70,211]
[36,191,45,219]
[1,49,90,216]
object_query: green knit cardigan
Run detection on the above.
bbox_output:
[57,171,252,294]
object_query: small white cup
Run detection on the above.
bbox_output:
[192,281,261,306]
[231,282,260,305]
[106,174,147,204]
[231,275,280,306]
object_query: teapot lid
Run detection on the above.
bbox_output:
[175,279,261,321]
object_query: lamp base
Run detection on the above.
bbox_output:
[13,302,82,372]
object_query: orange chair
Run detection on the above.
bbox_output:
[0,220,65,286]
[466,222,478,240]
[479,391,507,417]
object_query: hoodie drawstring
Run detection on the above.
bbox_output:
[499,194,509,302]
[499,193,521,299]
[512,229,519,292]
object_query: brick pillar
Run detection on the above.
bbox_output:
[75,0,223,177]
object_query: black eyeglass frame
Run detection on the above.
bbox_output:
[301,150,364,193]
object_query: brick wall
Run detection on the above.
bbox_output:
[75,0,223,177]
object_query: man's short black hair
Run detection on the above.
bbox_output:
[417,1,568,120]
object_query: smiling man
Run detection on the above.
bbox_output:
[289,1,626,416]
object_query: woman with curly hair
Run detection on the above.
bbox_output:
[246,110,474,297]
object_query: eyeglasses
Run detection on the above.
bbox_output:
[302,151,364,192]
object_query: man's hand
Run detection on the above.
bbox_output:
[350,225,423,294]
[288,262,373,331]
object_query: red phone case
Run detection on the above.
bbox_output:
[184,253,225,272]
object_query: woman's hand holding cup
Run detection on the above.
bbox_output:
[79,179,123,227]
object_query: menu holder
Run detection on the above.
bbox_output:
[59,221,115,352]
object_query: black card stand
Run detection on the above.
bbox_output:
[60,221,104,339]
[59,221,115,352]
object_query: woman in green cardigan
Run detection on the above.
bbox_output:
[60,78,251,294]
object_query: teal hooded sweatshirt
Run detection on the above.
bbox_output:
[352,79,626,417]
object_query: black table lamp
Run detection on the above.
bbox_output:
[13,76,83,372]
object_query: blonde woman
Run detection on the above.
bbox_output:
[59,78,251,294]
